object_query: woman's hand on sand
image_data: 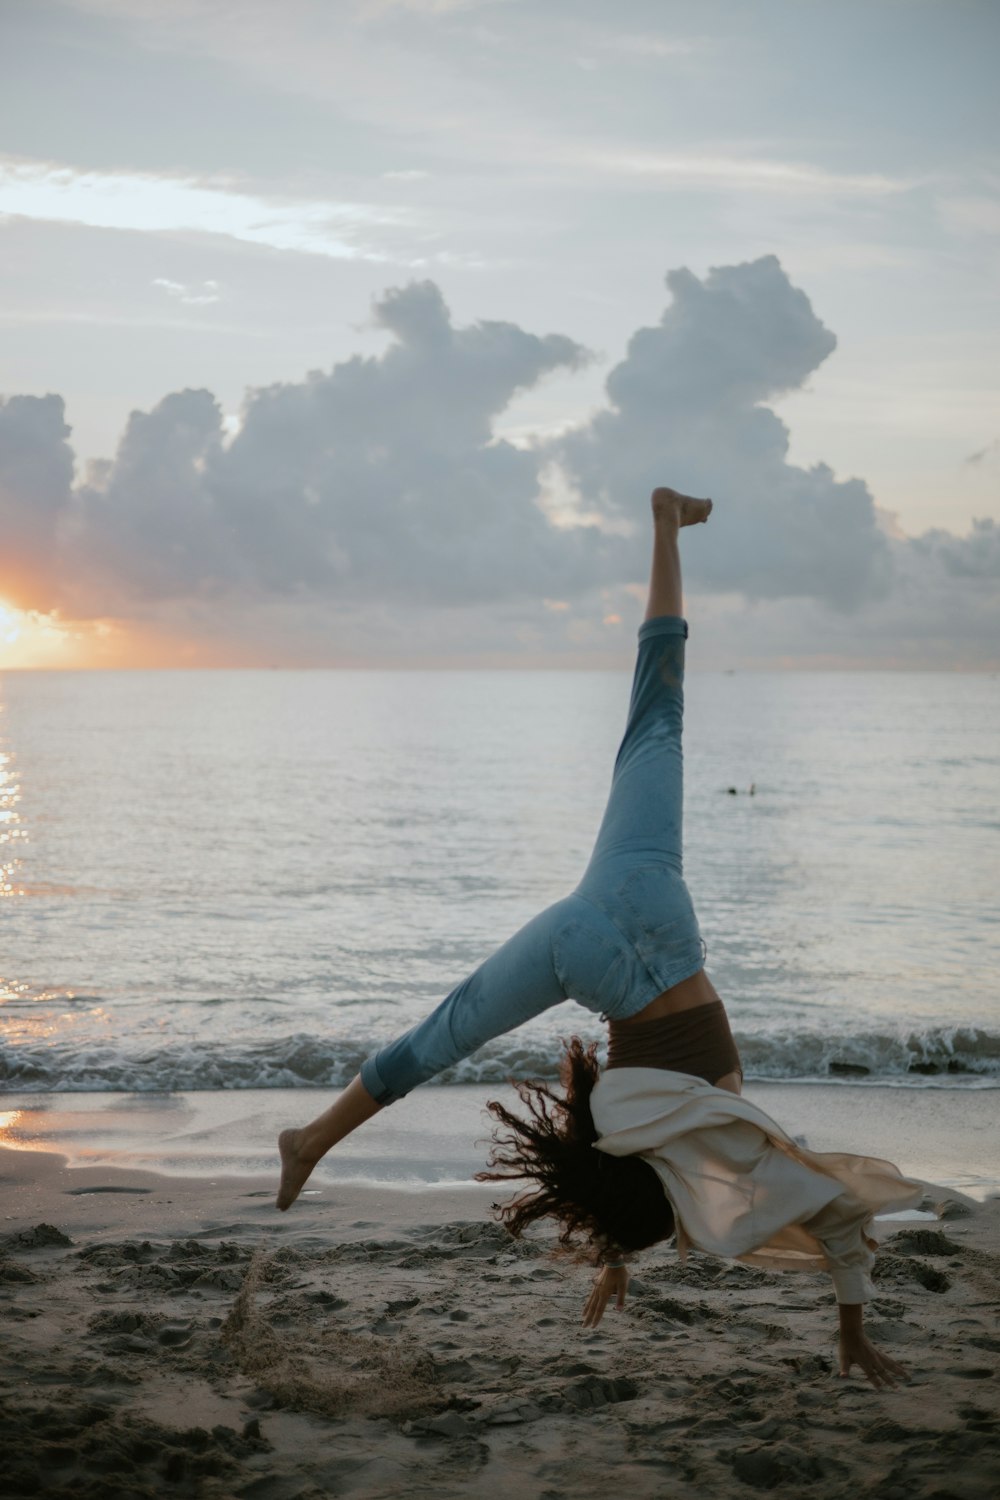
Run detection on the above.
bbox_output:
[838,1329,910,1390]
[581,1265,629,1328]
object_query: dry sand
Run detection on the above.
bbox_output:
[1,1144,998,1500]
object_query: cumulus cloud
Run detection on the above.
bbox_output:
[911,518,1000,581]
[0,393,75,610]
[554,255,893,610]
[207,282,611,608]
[0,259,995,665]
[6,281,615,618]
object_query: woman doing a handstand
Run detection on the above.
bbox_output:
[277,488,921,1389]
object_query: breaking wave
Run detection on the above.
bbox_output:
[2,1023,999,1093]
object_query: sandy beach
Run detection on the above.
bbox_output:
[2,1086,999,1499]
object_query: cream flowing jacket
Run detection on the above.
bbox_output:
[590,1069,925,1304]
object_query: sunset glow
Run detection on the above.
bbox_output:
[0,600,353,669]
[0,602,75,667]
[0,602,22,644]
[0,603,170,669]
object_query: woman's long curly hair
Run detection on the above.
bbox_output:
[475,1037,675,1260]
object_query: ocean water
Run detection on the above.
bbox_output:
[1,667,998,1094]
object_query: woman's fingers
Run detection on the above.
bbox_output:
[842,1356,892,1388]
[840,1358,887,1389]
[581,1269,629,1328]
[582,1289,608,1327]
[865,1359,895,1390]
[873,1350,911,1387]
[840,1340,911,1389]
[582,1283,612,1327]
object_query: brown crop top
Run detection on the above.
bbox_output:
[605,999,742,1086]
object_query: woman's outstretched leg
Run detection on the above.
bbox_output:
[277,1076,381,1210]
[277,894,572,1209]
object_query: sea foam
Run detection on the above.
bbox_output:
[2,1023,998,1093]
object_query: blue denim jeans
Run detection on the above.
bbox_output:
[360,616,704,1104]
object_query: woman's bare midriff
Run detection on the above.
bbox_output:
[615,967,742,1094]
[625,966,722,1022]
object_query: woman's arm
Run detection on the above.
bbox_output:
[806,1192,911,1388]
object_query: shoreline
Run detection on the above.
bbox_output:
[4,1080,999,1200]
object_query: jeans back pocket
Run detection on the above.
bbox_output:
[621,864,697,955]
[552,920,630,1017]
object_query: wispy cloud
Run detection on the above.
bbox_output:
[152,277,222,305]
[575,150,911,198]
[359,0,504,15]
[937,193,1000,237]
[610,33,705,59]
[0,159,414,261]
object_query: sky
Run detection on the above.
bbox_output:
[0,0,997,668]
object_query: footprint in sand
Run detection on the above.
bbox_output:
[157,1322,194,1347]
[891,1229,963,1256]
[64,1186,152,1196]
[958,1403,998,1430]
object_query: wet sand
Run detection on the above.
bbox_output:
[4,1081,999,1197]
[2,1141,998,1499]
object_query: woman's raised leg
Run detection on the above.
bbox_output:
[645,486,712,621]
[596,488,738,1058]
[581,487,712,877]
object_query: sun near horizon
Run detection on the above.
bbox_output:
[0,602,336,670]
[0,601,372,670]
[0,600,155,669]
[0,600,112,669]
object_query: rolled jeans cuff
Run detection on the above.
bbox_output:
[638,615,688,642]
[359,1053,400,1107]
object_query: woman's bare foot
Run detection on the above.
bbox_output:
[276,1127,319,1211]
[651,487,713,528]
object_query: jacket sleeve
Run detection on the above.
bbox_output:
[803,1192,877,1304]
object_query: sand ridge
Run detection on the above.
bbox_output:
[1,1157,998,1499]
